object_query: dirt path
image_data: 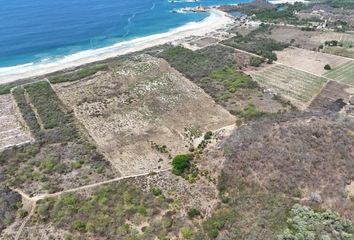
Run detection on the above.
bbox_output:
[218,43,263,58]
[14,202,36,240]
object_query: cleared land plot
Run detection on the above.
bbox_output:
[53,54,235,175]
[324,61,354,86]
[0,94,32,150]
[0,81,115,196]
[309,80,354,113]
[268,27,350,50]
[275,47,349,75]
[250,64,328,109]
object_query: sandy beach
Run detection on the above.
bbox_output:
[0,9,232,84]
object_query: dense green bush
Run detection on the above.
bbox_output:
[210,68,258,92]
[222,33,288,63]
[156,45,238,80]
[23,81,79,142]
[250,56,264,67]
[172,154,193,176]
[324,64,332,70]
[49,64,109,84]
[12,87,42,138]
[233,103,268,121]
[278,204,354,240]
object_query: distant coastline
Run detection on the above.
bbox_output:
[0,9,232,84]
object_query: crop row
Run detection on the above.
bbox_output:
[324,61,354,86]
[251,65,327,102]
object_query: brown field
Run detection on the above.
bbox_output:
[275,47,350,76]
[53,54,235,176]
[0,94,32,151]
[309,80,354,115]
[268,26,354,50]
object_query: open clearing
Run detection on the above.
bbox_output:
[53,54,235,176]
[275,47,350,76]
[324,61,354,86]
[0,94,32,150]
[250,64,328,109]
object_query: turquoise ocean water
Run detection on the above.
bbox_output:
[0,0,250,68]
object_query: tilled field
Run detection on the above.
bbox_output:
[250,64,328,109]
[324,60,354,86]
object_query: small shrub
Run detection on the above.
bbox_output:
[204,131,213,140]
[324,64,332,70]
[187,208,201,219]
[150,187,162,196]
[250,56,264,67]
[72,220,86,232]
[71,161,82,169]
[181,227,193,239]
[17,209,28,218]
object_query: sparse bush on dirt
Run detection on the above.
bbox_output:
[222,28,289,63]
[33,181,182,239]
[0,81,114,196]
[0,186,22,233]
[209,112,354,239]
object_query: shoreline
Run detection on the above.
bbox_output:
[0,9,232,84]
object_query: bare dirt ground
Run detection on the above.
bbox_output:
[53,54,235,176]
[268,26,338,50]
[0,94,33,151]
[275,47,350,76]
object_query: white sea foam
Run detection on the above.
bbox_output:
[0,10,232,83]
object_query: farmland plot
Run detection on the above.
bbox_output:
[324,61,354,86]
[275,47,349,75]
[251,64,328,109]
[0,94,32,150]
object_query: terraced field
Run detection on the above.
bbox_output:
[251,64,328,108]
[324,61,354,86]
